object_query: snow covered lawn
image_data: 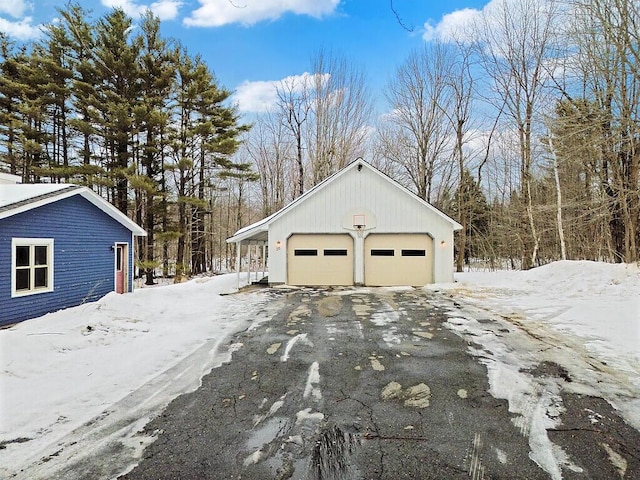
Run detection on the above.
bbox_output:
[0,273,271,477]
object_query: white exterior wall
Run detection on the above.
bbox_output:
[267,165,457,284]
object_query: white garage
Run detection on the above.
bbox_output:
[228,159,462,287]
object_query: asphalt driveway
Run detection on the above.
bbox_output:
[120,287,640,480]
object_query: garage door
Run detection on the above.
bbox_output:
[364,234,434,286]
[287,234,354,286]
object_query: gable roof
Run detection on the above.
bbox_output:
[0,184,147,236]
[227,159,462,244]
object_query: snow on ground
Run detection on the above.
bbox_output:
[0,273,272,478]
[449,260,639,392]
[430,260,640,479]
[1,261,638,479]
[456,260,639,363]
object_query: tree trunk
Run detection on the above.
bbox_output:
[549,136,567,260]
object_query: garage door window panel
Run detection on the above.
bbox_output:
[402,249,426,256]
[324,249,348,256]
[294,249,318,256]
[371,249,394,256]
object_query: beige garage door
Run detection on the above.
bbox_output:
[364,234,434,286]
[287,234,354,286]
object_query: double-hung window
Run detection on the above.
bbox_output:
[12,238,54,297]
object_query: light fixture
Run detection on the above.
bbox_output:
[275,241,282,250]
[440,240,446,246]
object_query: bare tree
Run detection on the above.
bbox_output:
[307,50,373,184]
[545,133,567,260]
[564,0,640,262]
[245,111,294,216]
[443,43,475,272]
[382,42,455,202]
[471,0,559,269]
[276,75,311,197]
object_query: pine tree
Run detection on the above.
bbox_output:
[38,20,74,181]
[451,169,490,266]
[0,35,24,176]
[134,12,175,284]
[93,8,140,213]
[58,3,103,185]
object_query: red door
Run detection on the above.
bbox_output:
[115,245,126,294]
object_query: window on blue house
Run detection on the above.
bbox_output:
[12,238,54,297]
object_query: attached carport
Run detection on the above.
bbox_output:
[226,216,270,289]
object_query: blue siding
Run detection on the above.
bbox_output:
[0,195,136,326]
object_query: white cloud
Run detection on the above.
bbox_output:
[234,79,281,113]
[424,0,562,44]
[101,0,182,21]
[0,0,30,19]
[423,7,479,43]
[184,0,339,27]
[0,16,42,40]
[234,72,329,113]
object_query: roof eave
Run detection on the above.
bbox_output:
[0,186,147,236]
[227,225,268,244]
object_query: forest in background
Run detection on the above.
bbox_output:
[1,0,639,282]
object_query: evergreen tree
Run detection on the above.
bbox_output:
[451,169,490,265]
[134,12,175,285]
[38,20,74,181]
[0,35,24,176]
[58,3,103,185]
[93,8,140,213]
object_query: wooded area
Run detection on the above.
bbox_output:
[1,0,639,281]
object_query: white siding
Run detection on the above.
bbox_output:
[267,165,457,284]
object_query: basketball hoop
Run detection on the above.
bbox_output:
[353,214,366,238]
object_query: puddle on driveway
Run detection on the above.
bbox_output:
[316,296,343,317]
[244,416,290,466]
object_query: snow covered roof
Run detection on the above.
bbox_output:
[227,158,462,244]
[0,184,73,207]
[0,172,22,184]
[0,184,147,236]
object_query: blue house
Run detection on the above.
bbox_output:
[0,183,146,326]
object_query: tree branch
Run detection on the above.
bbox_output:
[390,0,413,32]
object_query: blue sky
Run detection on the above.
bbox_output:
[1,0,490,116]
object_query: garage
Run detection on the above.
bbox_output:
[228,159,461,287]
[364,234,434,286]
[287,234,354,286]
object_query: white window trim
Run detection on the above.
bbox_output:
[11,238,54,298]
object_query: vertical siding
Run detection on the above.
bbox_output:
[0,195,134,326]
[268,166,456,284]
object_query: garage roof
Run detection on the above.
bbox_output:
[227,159,462,244]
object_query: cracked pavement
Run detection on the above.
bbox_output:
[119,287,640,480]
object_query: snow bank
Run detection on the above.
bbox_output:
[454,261,640,367]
